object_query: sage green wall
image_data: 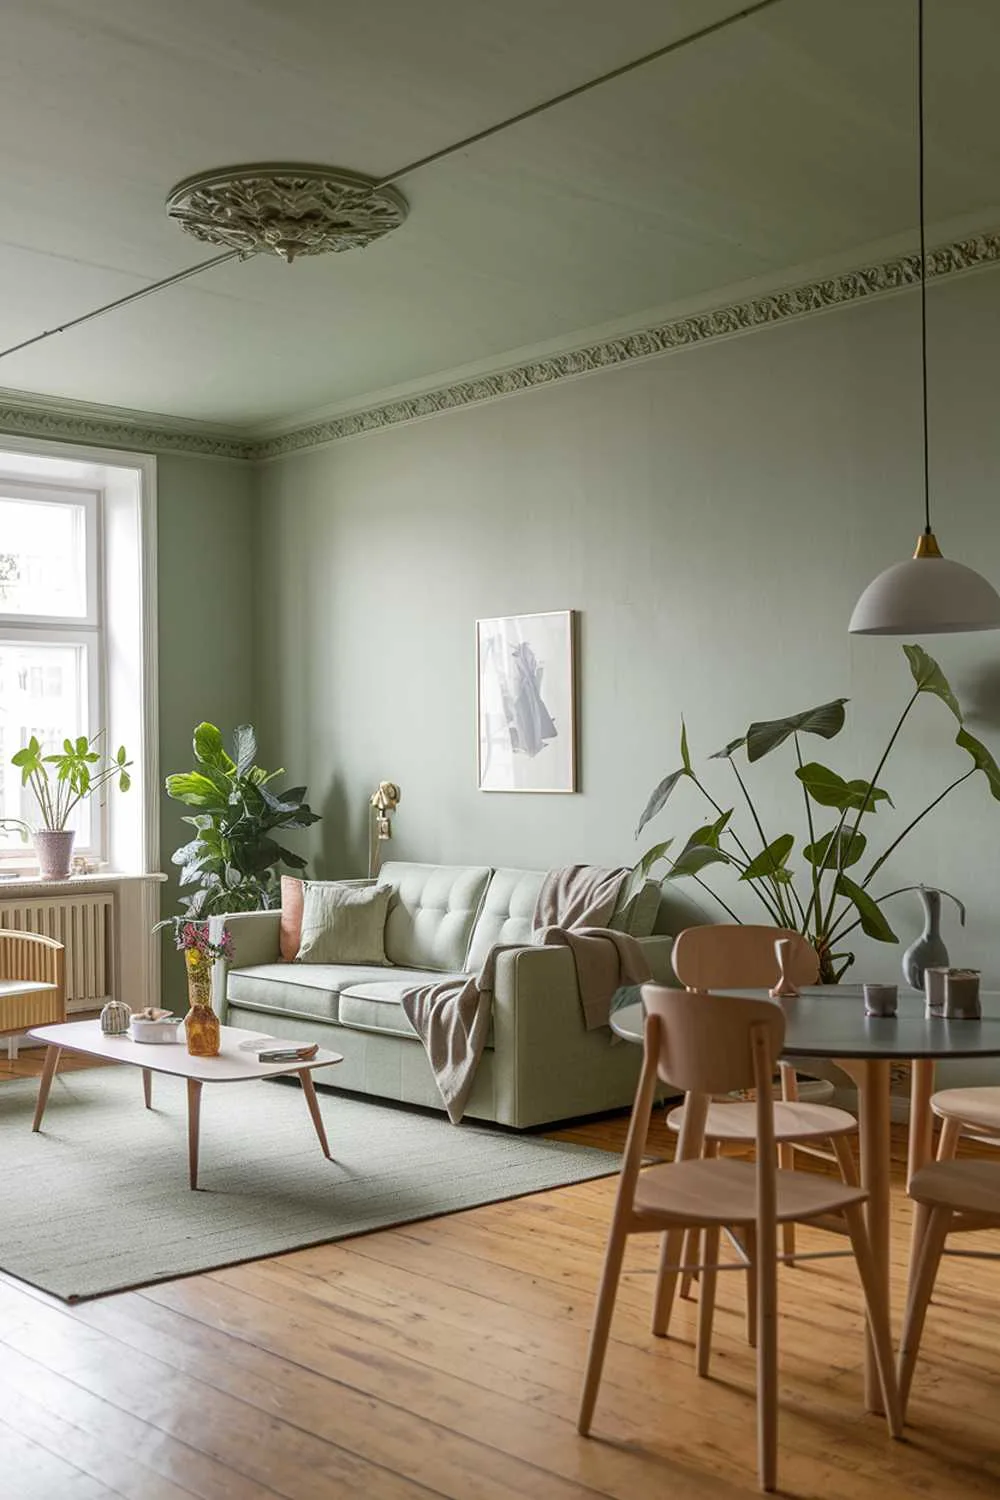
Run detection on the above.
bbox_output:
[254,270,1000,999]
[157,454,256,1003]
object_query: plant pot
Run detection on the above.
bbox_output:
[33,829,75,880]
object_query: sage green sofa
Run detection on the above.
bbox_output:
[216,861,693,1129]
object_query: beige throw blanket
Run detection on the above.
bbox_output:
[401,865,651,1123]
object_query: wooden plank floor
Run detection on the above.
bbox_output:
[1,1051,999,1500]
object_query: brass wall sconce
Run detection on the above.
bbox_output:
[368,781,401,877]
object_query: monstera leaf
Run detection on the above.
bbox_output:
[795,762,891,812]
[804,829,867,870]
[904,645,962,722]
[956,726,1000,799]
[746,699,848,763]
[739,834,794,884]
[835,874,898,942]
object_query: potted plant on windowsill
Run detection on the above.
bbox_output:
[4,733,133,880]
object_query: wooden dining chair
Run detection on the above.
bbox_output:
[667,925,858,1313]
[928,1086,1000,1161]
[578,985,900,1493]
[899,1157,1000,1419]
[0,929,66,1060]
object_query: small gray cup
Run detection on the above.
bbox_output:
[944,969,981,1020]
[924,966,949,1018]
[864,983,898,1017]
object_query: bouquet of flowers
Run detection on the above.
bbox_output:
[158,917,234,964]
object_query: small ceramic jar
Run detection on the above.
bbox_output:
[100,998,132,1035]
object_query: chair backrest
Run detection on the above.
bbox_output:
[641,983,785,1097]
[672,924,819,990]
[0,928,65,990]
[615,985,784,1228]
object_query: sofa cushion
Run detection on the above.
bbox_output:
[378,861,491,972]
[465,869,661,972]
[465,868,545,973]
[226,962,442,1024]
[296,881,391,965]
[279,875,305,961]
[339,976,494,1048]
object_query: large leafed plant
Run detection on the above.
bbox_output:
[633,645,1000,982]
[165,723,320,919]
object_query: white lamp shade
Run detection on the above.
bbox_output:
[849,555,1000,635]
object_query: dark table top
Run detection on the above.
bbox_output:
[611,986,1000,1061]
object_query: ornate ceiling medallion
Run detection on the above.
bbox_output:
[165,164,408,263]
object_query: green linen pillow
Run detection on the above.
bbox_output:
[295,881,392,965]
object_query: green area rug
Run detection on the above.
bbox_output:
[0,1066,619,1302]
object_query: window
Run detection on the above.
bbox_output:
[0,484,102,856]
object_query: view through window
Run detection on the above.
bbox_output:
[0,488,100,854]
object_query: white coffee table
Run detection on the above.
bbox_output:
[28,1019,343,1189]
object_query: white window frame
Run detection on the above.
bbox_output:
[0,439,158,877]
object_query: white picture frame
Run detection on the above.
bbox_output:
[476,610,577,793]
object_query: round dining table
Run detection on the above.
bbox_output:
[611,984,1000,1413]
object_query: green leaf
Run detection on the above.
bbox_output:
[746,699,848,763]
[666,844,731,880]
[118,770,131,793]
[680,720,692,773]
[635,766,688,839]
[804,829,867,870]
[739,833,794,882]
[677,809,733,858]
[903,644,963,723]
[835,874,898,942]
[708,736,746,760]
[192,723,235,772]
[956,726,1000,800]
[633,839,674,883]
[795,762,892,812]
[233,724,258,778]
[165,771,229,809]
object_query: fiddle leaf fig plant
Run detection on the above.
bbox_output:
[634,645,996,983]
[164,722,320,919]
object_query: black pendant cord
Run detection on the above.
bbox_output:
[0,0,784,365]
[918,0,932,536]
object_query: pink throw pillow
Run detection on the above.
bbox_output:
[280,876,304,961]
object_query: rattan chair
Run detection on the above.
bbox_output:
[0,929,66,1060]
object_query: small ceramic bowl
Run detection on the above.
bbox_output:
[130,1015,181,1044]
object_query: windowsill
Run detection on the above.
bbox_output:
[0,870,166,890]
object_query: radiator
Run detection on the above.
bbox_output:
[0,894,114,1011]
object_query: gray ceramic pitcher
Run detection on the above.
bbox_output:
[894,884,966,991]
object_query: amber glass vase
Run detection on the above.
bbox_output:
[184,949,220,1057]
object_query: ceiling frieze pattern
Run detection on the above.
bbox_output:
[1,229,998,465]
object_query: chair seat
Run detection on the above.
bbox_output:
[666,1098,857,1143]
[931,1087,1000,1136]
[632,1156,866,1226]
[909,1158,1000,1214]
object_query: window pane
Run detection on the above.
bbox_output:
[0,498,88,617]
[0,641,91,849]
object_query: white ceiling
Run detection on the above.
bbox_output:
[1,0,999,432]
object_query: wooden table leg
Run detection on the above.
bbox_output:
[31,1045,61,1132]
[847,1057,892,1414]
[908,1059,936,1187]
[187,1078,202,1190]
[142,1068,153,1110]
[299,1069,331,1159]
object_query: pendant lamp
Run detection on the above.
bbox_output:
[849,0,1000,635]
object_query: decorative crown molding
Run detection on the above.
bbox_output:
[253,229,1000,460]
[2,228,999,465]
[0,393,256,462]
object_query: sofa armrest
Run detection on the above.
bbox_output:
[213,909,282,969]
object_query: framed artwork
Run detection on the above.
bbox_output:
[476,609,577,793]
